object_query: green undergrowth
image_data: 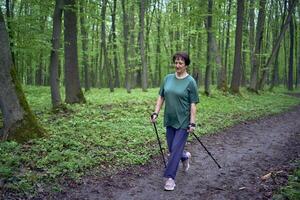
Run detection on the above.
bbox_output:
[0,86,300,196]
[273,161,300,200]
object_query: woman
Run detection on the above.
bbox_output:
[151,52,199,191]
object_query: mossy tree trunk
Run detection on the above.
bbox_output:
[0,8,44,143]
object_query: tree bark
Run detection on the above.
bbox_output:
[287,13,294,90]
[0,8,44,142]
[5,0,16,65]
[100,0,113,92]
[64,0,86,103]
[129,3,137,88]
[155,0,162,87]
[49,0,64,108]
[121,0,131,93]
[79,0,90,91]
[224,0,232,87]
[230,0,244,94]
[139,0,148,92]
[111,0,120,88]
[205,0,213,96]
[36,15,47,86]
[296,8,300,88]
[248,0,255,85]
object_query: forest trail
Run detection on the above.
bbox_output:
[54,103,300,200]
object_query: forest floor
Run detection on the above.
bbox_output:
[29,94,300,199]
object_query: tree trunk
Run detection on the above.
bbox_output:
[266,0,296,89]
[249,0,266,92]
[121,0,131,93]
[100,0,113,92]
[36,15,46,86]
[139,0,148,92]
[5,0,16,65]
[218,0,231,92]
[224,0,232,88]
[241,0,249,87]
[230,0,244,94]
[0,8,44,142]
[212,34,226,92]
[287,14,294,91]
[36,51,43,85]
[205,0,213,96]
[248,0,255,87]
[296,7,300,88]
[145,4,154,87]
[155,0,162,87]
[49,0,63,108]
[111,0,120,88]
[79,0,90,91]
[64,0,86,103]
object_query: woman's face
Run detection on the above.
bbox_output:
[174,57,187,74]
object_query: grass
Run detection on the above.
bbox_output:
[0,86,300,196]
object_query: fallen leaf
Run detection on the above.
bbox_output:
[261,172,272,180]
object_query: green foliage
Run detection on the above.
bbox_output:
[1,86,300,195]
[273,163,300,200]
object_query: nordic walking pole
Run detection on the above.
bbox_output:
[152,121,167,168]
[192,132,221,169]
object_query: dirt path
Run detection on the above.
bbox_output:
[52,105,300,200]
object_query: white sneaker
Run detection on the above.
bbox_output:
[182,152,191,172]
[164,178,176,191]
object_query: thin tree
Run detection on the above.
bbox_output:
[0,8,44,142]
[296,7,300,88]
[111,0,120,88]
[100,0,113,92]
[205,0,213,96]
[224,0,233,86]
[218,0,232,92]
[129,2,137,88]
[155,0,162,87]
[64,0,86,103]
[139,0,148,92]
[121,0,131,93]
[230,0,244,94]
[249,0,266,92]
[265,0,297,89]
[287,13,294,90]
[36,14,47,86]
[248,0,255,84]
[269,1,282,89]
[79,0,90,91]
[49,0,64,109]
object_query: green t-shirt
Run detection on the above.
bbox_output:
[159,74,199,129]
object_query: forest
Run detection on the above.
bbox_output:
[0,0,300,199]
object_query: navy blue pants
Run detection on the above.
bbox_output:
[163,126,189,179]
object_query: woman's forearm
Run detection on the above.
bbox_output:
[190,103,197,124]
[154,96,164,114]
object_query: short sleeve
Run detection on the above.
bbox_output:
[158,76,167,97]
[188,79,199,104]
